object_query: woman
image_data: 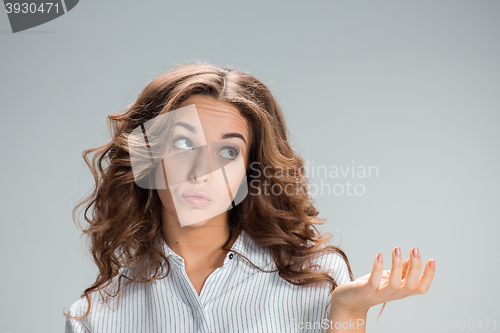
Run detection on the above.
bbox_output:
[64,62,435,332]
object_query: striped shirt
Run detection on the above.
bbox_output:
[65,230,352,333]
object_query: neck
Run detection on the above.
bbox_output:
[161,206,237,266]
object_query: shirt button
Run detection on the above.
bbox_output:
[229,253,234,259]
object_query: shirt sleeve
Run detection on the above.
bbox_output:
[322,251,353,329]
[65,298,91,333]
[330,251,353,286]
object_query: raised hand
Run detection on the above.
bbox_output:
[327,247,436,332]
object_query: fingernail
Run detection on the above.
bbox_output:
[377,253,383,262]
[412,248,419,258]
[395,247,401,257]
[429,259,435,269]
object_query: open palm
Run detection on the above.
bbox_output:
[331,247,436,314]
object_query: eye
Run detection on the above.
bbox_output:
[174,137,194,150]
[218,146,239,160]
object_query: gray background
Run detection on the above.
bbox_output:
[1,1,499,332]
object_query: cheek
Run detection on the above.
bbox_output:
[156,187,179,220]
[224,156,247,193]
[156,185,173,208]
[153,164,177,214]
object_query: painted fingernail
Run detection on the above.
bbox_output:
[377,253,383,262]
[412,248,419,258]
[395,247,401,257]
[429,259,435,269]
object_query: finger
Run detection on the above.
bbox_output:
[385,247,403,292]
[400,248,422,294]
[365,253,384,292]
[401,257,410,280]
[406,259,436,296]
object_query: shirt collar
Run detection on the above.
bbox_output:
[158,230,273,269]
[230,230,273,269]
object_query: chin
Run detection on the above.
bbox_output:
[182,217,214,228]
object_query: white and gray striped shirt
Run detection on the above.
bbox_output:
[65,230,352,333]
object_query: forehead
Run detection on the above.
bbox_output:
[178,95,251,140]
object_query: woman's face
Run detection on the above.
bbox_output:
[154,95,252,227]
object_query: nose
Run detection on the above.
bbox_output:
[188,144,215,183]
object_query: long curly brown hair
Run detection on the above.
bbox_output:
[63,62,356,321]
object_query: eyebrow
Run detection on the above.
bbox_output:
[222,133,247,145]
[175,122,247,145]
[173,122,197,133]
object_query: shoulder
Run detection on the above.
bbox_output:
[65,273,135,332]
[66,296,89,317]
[65,270,138,317]
[65,297,91,333]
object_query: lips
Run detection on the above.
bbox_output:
[182,191,211,206]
